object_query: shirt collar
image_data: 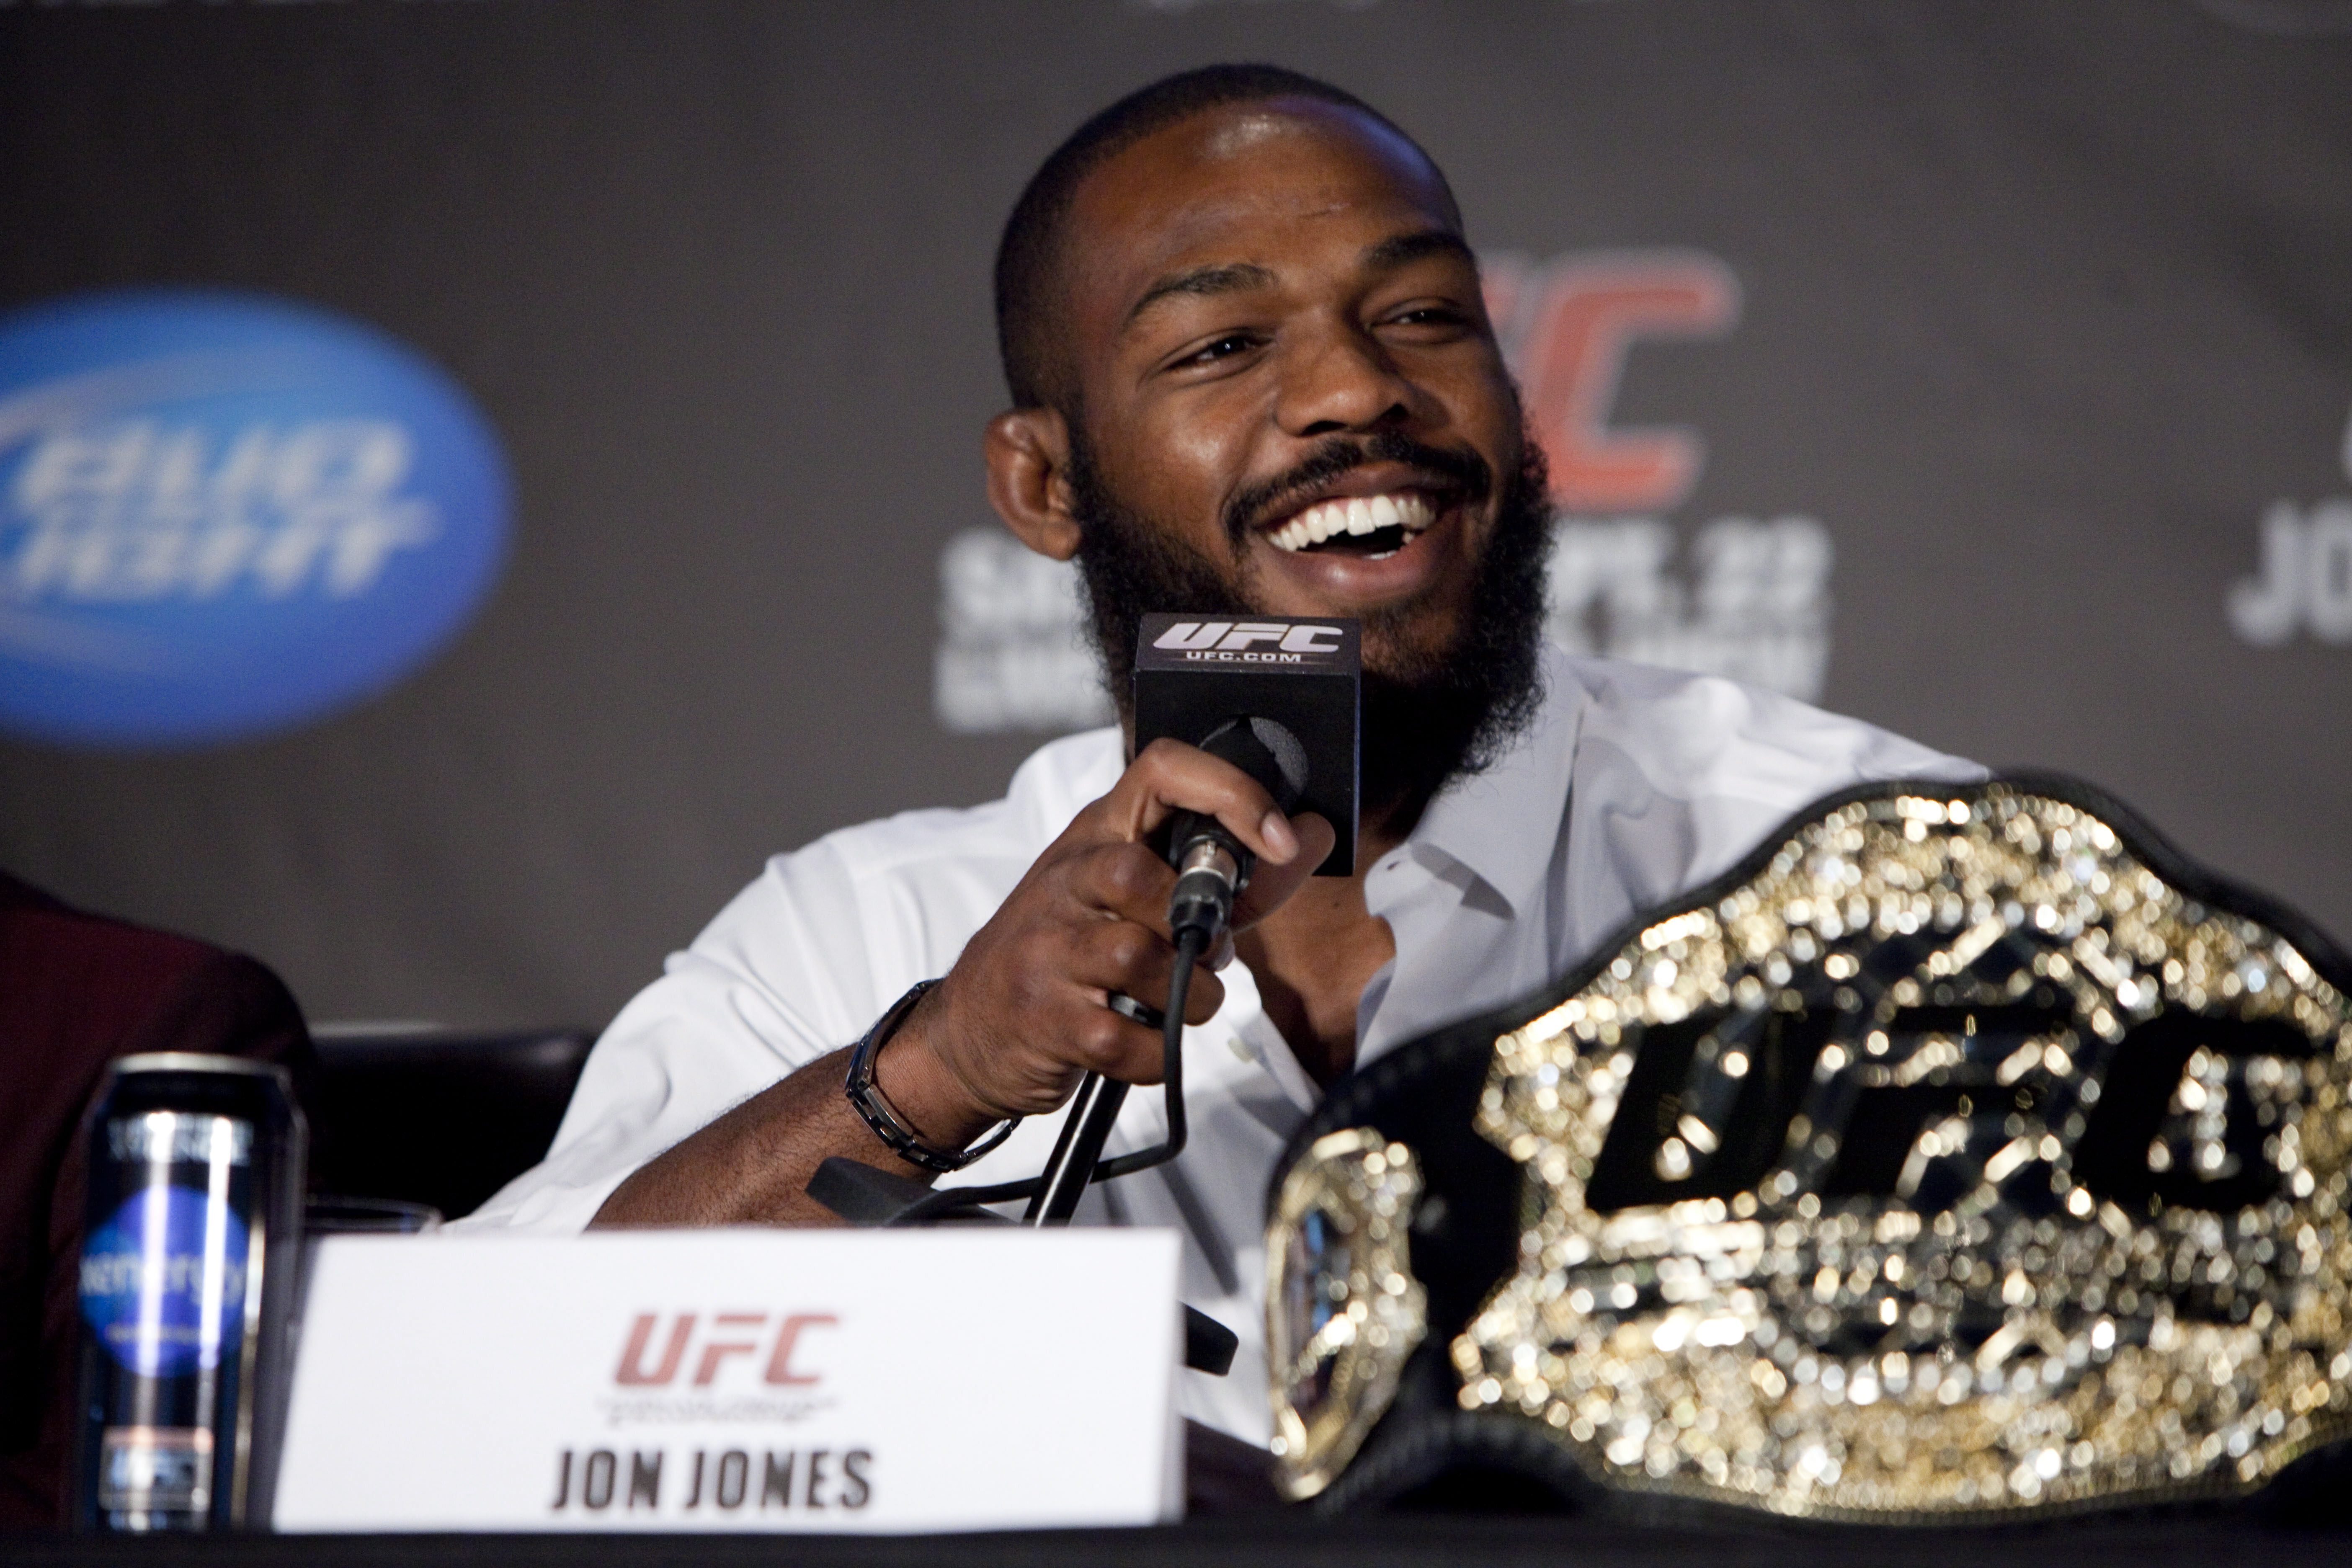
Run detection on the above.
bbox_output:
[1382,645,1587,919]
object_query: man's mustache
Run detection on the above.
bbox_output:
[1220,433,1495,552]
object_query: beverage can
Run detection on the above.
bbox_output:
[72,1054,305,1532]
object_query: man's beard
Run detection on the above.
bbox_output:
[1064,427,1555,823]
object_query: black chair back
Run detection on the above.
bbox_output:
[308,1026,594,1220]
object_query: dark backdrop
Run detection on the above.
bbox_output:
[1,0,2347,1032]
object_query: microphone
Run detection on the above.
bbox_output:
[1026,616,1359,1226]
[1133,615,1362,879]
[1163,716,1310,945]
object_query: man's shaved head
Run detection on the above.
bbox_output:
[993,64,1461,414]
[980,65,1543,824]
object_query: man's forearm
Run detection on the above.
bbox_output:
[584,745,1320,1232]
[588,1046,933,1228]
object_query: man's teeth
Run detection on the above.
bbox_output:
[1269,493,1436,553]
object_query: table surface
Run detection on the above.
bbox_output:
[8,1514,2350,1568]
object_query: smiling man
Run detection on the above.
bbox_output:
[461,66,1977,1444]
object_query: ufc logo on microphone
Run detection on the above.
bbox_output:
[613,1312,838,1388]
[1151,620,1343,654]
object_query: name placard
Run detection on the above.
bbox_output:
[271,1228,1183,1532]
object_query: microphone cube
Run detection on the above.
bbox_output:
[1132,614,1360,877]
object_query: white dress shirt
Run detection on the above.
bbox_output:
[456,646,1979,1442]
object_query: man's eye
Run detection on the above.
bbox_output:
[1388,305,1467,330]
[1183,334,1259,366]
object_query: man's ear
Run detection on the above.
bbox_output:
[985,406,1081,562]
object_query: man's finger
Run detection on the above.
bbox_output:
[1065,918,1228,1024]
[1066,841,1179,931]
[1058,991,1176,1085]
[1104,737,1302,867]
[1230,812,1338,930]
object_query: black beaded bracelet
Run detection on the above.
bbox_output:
[842,979,1019,1174]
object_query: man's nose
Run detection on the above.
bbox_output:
[1272,323,1424,438]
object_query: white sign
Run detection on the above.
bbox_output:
[272,1228,1184,1533]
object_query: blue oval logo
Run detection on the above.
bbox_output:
[0,289,510,748]
[80,1184,250,1377]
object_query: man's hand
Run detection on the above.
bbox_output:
[874,738,1337,1152]
[591,738,1333,1228]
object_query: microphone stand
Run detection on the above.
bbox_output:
[1023,923,1208,1225]
[1023,1075,1129,1224]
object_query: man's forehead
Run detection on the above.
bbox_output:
[1063,99,1462,311]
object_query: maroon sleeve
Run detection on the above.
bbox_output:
[0,905,314,1535]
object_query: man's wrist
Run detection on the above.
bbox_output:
[871,1012,995,1154]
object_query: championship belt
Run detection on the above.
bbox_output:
[1265,776,2352,1522]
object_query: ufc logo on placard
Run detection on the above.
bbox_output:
[614,1313,838,1388]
